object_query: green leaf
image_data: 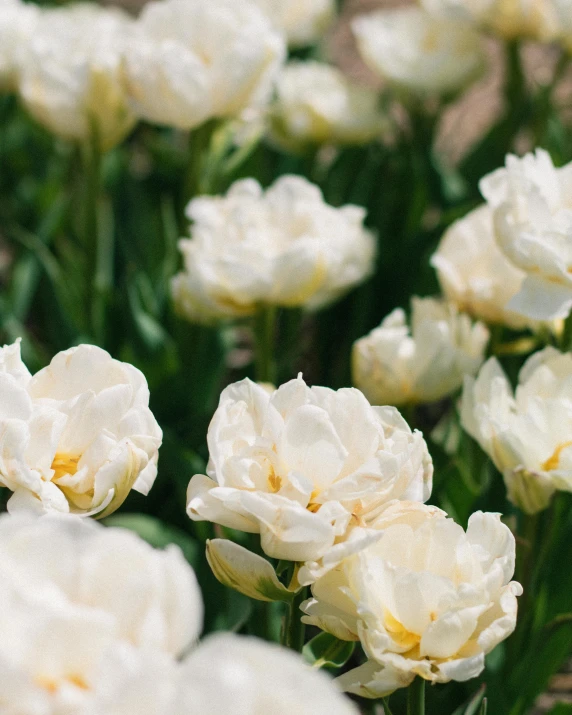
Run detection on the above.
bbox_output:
[451,685,487,715]
[103,513,199,566]
[302,632,355,670]
[547,705,572,714]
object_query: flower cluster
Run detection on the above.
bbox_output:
[188,371,521,695]
[0,514,357,714]
[0,340,162,518]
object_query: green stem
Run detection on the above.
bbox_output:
[82,122,104,344]
[560,311,572,352]
[253,305,277,384]
[282,583,307,652]
[182,119,219,212]
[407,676,425,715]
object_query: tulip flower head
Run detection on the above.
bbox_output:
[0,340,162,517]
[187,375,433,572]
[480,149,572,321]
[352,7,485,98]
[302,502,522,697]
[172,175,376,323]
[353,297,489,407]
[122,0,286,131]
[462,347,572,513]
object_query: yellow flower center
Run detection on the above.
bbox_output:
[384,610,422,650]
[36,673,89,694]
[50,453,80,481]
[541,441,572,472]
[267,467,282,493]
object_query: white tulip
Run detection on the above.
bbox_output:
[462,346,572,513]
[122,0,285,131]
[0,514,202,714]
[0,0,39,91]
[17,4,135,149]
[352,297,489,407]
[302,502,522,696]
[421,0,560,40]
[174,633,358,715]
[431,204,540,329]
[480,149,572,321]
[171,175,376,323]
[187,374,433,566]
[270,61,384,149]
[352,7,485,98]
[251,0,335,47]
[0,340,162,517]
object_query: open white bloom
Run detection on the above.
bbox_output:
[0,0,39,90]
[480,149,572,321]
[352,7,485,98]
[187,374,433,566]
[353,297,489,407]
[302,503,522,697]
[175,634,358,715]
[421,0,559,40]
[462,347,572,513]
[172,176,376,323]
[431,205,537,329]
[271,61,383,149]
[122,0,285,131]
[17,4,135,149]
[0,340,162,517]
[251,0,335,47]
[0,514,202,714]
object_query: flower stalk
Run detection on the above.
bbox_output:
[407,676,425,715]
[254,305,277,384]
[282,580,307,652]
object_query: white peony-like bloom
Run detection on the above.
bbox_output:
[17,3,135,149]
[172,175,376,323]
[0,340,162,517]
[352,7,485,98]
[122,0,286,131]
[0,514,202,714]
[270,61,384,149]
[187,374,433,567]
[420,0,559,40]
[175,634,358,715]
[480,149,572,321]
[0,0,39,91]
[431,205,538,329]
[302,502,522,697]
[352,297,489,407]
[462,346,572,513]
[251,0,335,47]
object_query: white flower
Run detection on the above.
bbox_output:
[352,7,485,98]
[480,149,572,321]
[0,513,202,714]
[270,61,384,149]
[0,0,39,91]
[430,205,540,329]
[0,340,162,517]
[461,346,572,513]
[172,175,376,323]
[17,3,135,149]
[122,0,286,131]
[251,0,335,47]
[352,297,489,407]
[174,633,358,715]
[302,502,522,697]
[187,374,433,567]
[421,0,559,40]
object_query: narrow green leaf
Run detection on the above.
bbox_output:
[302,632,355,670]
